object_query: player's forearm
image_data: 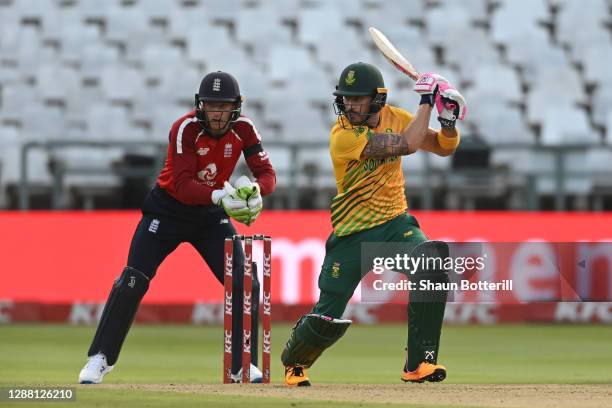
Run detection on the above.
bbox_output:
[173,178,215,205]
[420,127,460,157]
[361,104,432,159]
[400,104,433,153]
[254,171,276,196]
[246,154,276,196]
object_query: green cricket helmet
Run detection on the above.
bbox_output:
[333,62,387,124]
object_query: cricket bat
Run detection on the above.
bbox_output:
[368,26,421,81]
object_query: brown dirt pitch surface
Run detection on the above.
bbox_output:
[104,383,612,408]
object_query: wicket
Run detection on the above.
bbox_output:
[223,234,272,384]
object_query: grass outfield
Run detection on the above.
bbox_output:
[0,324,611,407]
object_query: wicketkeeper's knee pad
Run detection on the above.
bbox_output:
[281,313,352,368]
[88,266,150,364]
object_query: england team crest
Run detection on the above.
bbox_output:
[224,143,233,158]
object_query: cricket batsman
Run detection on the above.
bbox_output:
[78,71,276,384]
[281,62,466,386]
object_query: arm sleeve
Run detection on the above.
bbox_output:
[170,124,216,206]
[436,127,461,150]
[330,126,369,162]
[240,120,276,196]
[245,143,276,196]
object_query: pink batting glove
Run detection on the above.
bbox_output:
[434,82,467,128]
[414,72,449,96]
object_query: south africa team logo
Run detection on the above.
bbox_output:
[345,70,356,86]
[331,262,341,279]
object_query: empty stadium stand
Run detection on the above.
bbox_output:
[1,0,611,210]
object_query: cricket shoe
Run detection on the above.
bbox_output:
[284,366,311,387]
[78,353,114,384]
[401,362,446,383]
[230,364,263,383]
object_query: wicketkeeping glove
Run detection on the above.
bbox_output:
[234,175,263,226]
[211,181,251,224]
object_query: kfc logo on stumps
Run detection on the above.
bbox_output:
[224,330,232,354]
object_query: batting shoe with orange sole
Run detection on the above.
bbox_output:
[401,362,447,383]
[284,366,311,387]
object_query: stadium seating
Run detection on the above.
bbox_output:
[540,107,597,145]
[0,0,611,210]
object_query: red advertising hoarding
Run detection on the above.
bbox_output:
[0,211,611,324]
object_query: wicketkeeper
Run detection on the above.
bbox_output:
[78,71,276,384]
[281,62,466,386]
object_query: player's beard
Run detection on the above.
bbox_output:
[345,101,374,125]
[346,110,370,126]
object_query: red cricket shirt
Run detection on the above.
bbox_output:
[157,111,276,206]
